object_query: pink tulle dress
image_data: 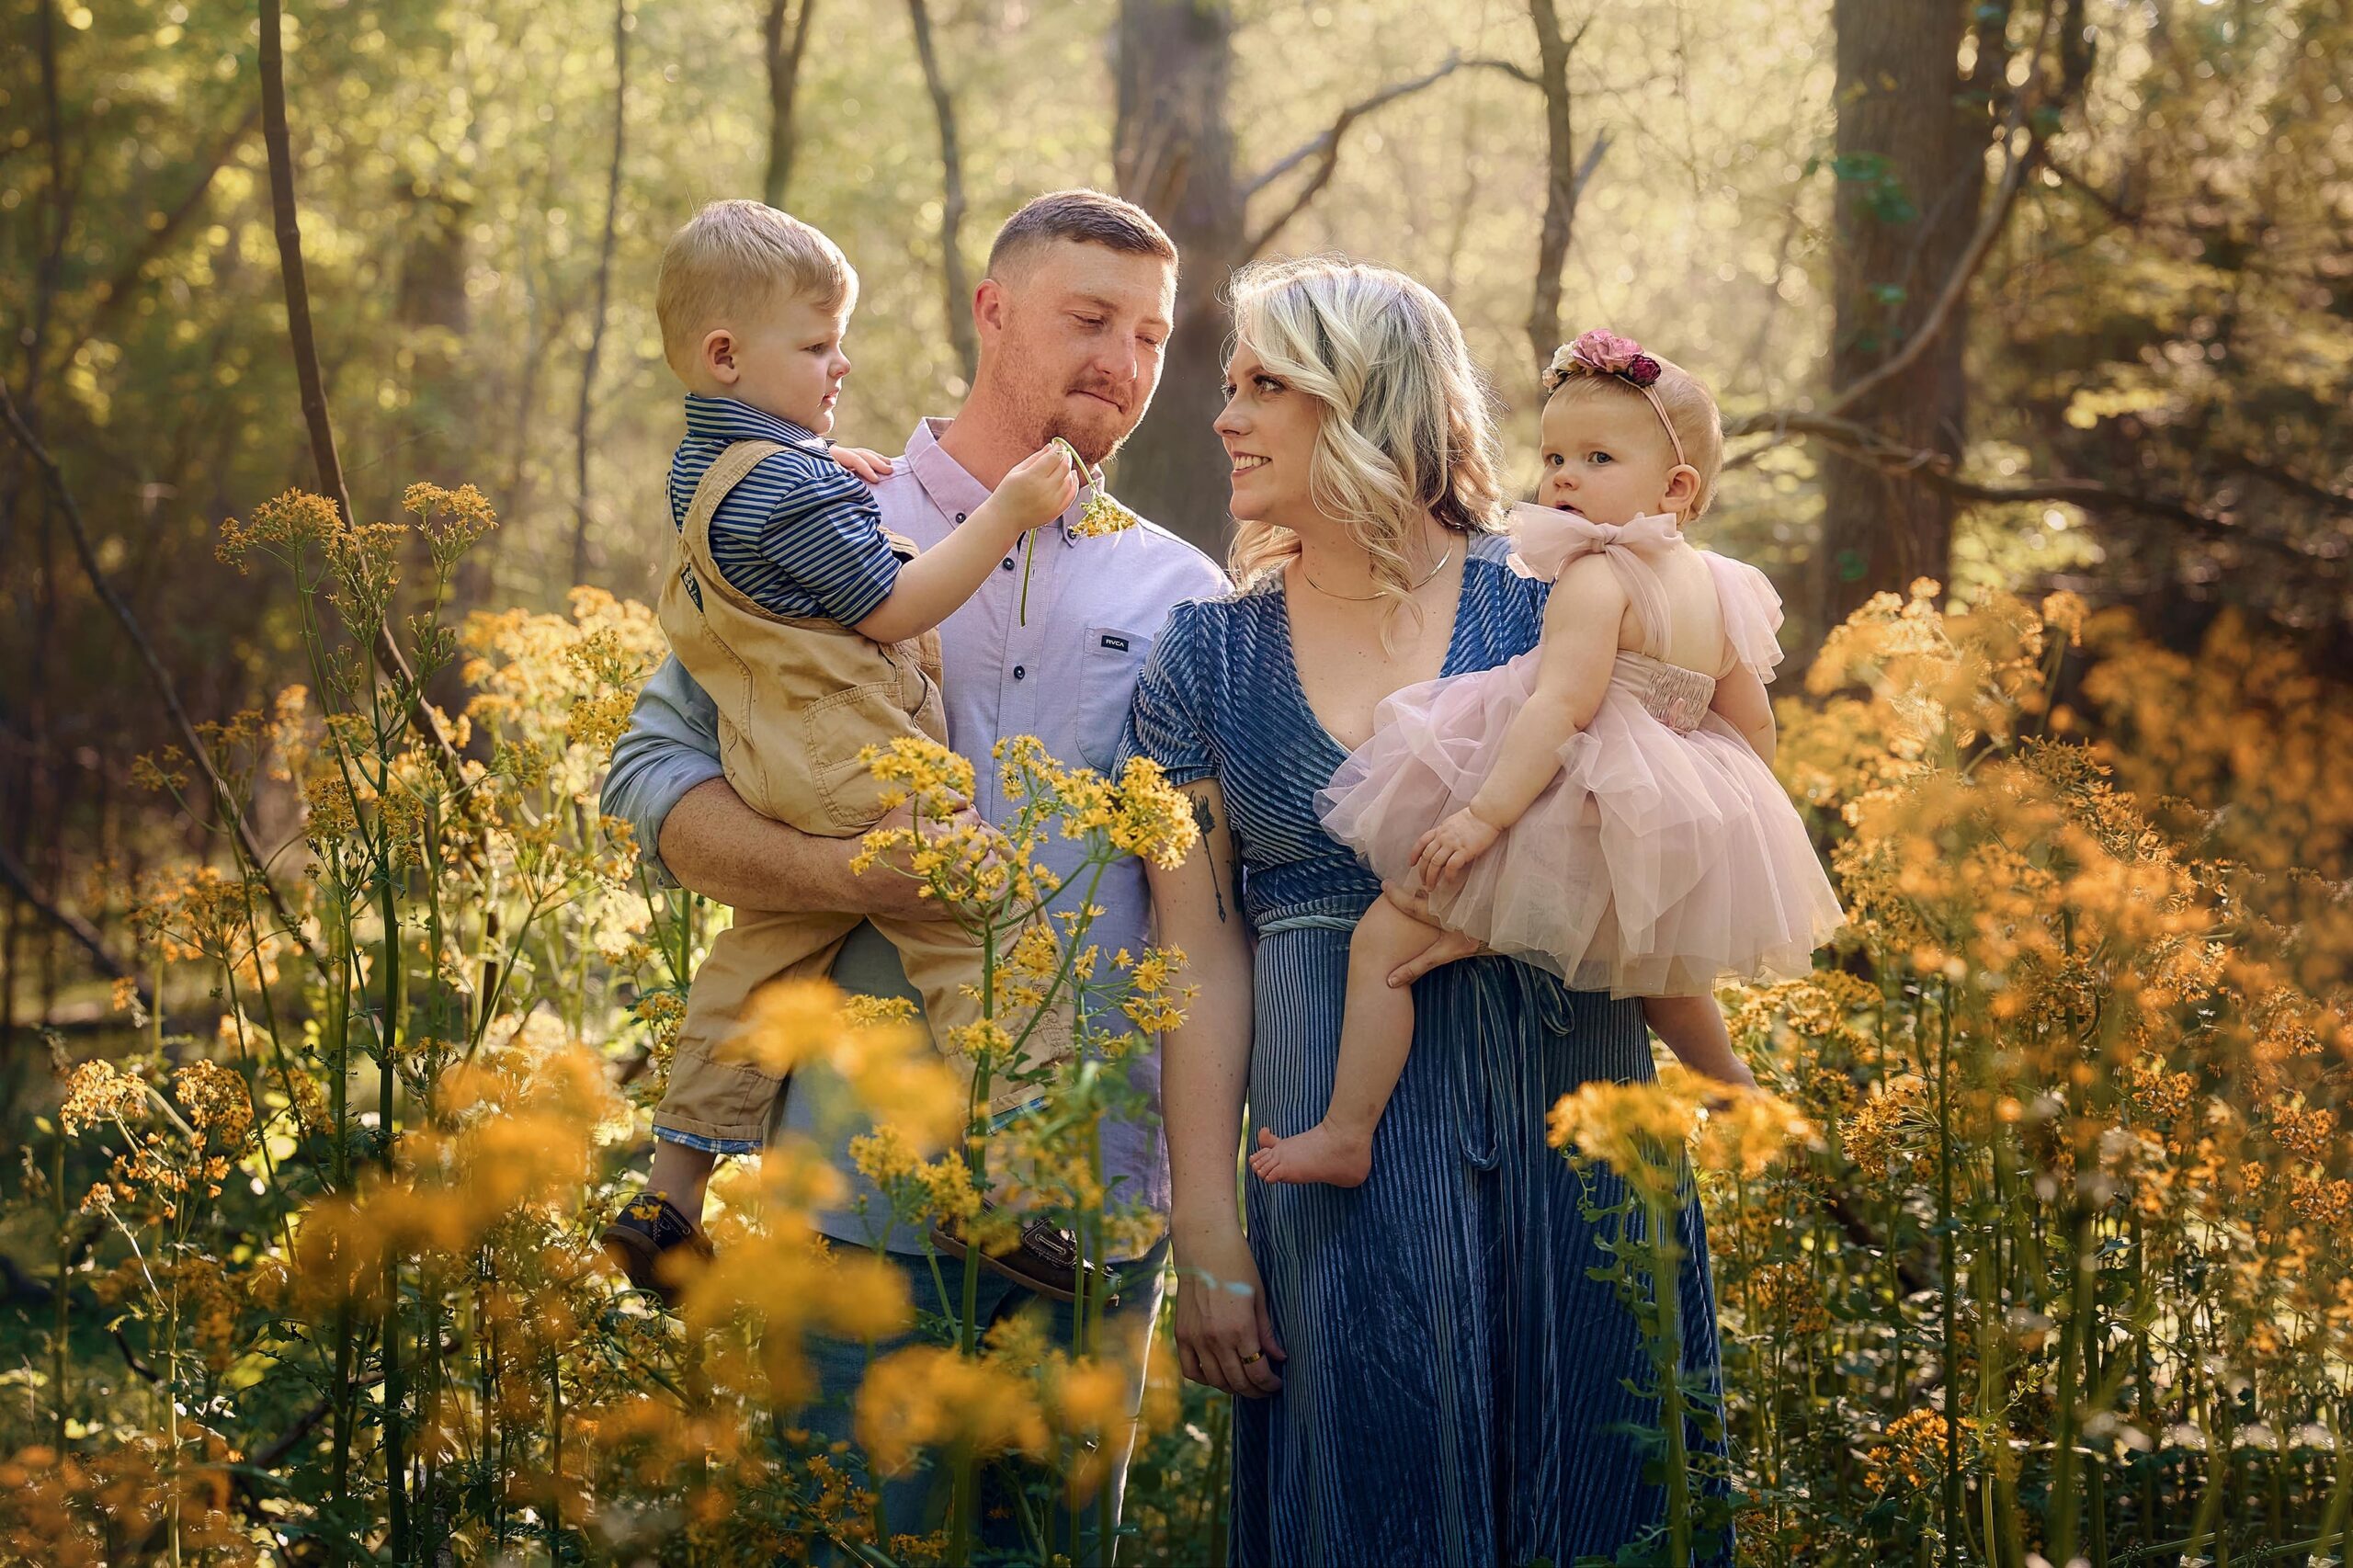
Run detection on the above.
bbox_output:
[1316,505,1843,997]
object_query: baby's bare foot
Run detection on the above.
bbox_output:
[1248,1123,1372,1188]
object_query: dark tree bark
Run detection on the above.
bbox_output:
[1108,0,1246,555]
[1523,3,1608,379]
[1817,0,1998,629]
[906,0,977,382]
[571,0,629,590]
[1108,6,1472,553]
[762,0,817,209]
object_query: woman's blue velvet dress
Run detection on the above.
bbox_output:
[1121,533,1731,1567]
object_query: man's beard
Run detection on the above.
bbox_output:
[1019,382,1135,471]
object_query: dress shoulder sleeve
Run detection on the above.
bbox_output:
[1116,597,1221,786]
[1704,550,1789,684]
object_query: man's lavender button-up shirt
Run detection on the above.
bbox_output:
[601,415,1227,1258]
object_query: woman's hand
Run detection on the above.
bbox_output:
[1410,808,1502,889]
[1173,1224,1286,1398]
[827,445,896,483]
[1378,881,1491,988]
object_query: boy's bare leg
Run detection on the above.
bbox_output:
[646,1137,720,1223]
[1248,896,1451,1188]
[1641,994,1758,1091]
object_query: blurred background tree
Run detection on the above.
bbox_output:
[2,0,2347,1047]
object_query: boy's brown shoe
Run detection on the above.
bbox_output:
[601,1191,714,1309]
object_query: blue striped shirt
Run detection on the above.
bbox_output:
[666,393,901,625]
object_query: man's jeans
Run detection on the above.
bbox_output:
[794,1234,1171,1563]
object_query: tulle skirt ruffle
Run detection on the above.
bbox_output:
[1316,651,1844,997]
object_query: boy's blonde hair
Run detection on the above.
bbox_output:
[1225,256,1506,624]
[1541,346,1725,520]
[655,199,857,377]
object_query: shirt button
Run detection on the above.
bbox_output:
[1001,556,1016,571]
[955,512,968,524]
[1013,665,1027,680]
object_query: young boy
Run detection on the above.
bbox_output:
[602,199,1078,1302]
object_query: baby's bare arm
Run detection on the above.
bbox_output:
[1465,558,1625,832]
[1711,661,1776,762]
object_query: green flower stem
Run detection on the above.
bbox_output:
[1019,438,1107,626]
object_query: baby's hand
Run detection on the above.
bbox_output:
[991,442,1080,531]
[828,445,896,484]
[1412,809,1502,889]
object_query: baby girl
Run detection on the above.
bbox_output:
[1251,330,1844,1187]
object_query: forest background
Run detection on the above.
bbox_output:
[5,0,2350,973]
[3,0,2352,1563]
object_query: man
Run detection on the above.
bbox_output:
[598,188,1224,1554]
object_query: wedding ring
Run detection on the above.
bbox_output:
[1239,1351,1264,1366]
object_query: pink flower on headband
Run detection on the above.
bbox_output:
[1570,329,1663,388]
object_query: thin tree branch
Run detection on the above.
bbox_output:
[2043,151,2141,227]
[2218,450,2353,517]
[907,0,976,382]
[0,379,327,976]
[1813,123,2040,424]
[258,0,465,783]
[1240,54,1474,258]
[762,0,818,207]
[1462,55,1539,87]
[571,0,629,590]
[27,0,74,411]
[0,835,147,1003]
[1726,409,2343,562]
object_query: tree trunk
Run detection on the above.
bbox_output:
[762,0,817,209]
[1818,0,1986,629]
[1108,0,1245,557]
[1523,0,1580,379]
[906,0,977,383]
[571,0,628,590]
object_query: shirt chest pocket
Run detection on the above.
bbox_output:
[1074,626,1153,771]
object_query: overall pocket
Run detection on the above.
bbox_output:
[803,679,928,834]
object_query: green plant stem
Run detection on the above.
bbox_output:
[380,862,409,1562]
[1652,1188,1693,1568]
[1936,983,1960,1568]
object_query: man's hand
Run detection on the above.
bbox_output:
[828,445,897,484]
[857,794,992,918]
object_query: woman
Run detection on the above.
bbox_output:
[1120,257,1729,1565]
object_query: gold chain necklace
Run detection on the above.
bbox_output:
[1301,545,1455,602]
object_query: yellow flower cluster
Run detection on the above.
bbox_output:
[1548,1066,1808,1202]
[721,979,967,1154]
[1049,437,1144,540]
[854,1343,1051,1478]
[59,1059,149,1135]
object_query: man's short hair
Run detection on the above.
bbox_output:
[984,189,1178,282]
[655,199,856,375]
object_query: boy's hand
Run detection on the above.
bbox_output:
[1412,808,1502,889]
[991,442,1080,531]
[829,445,896,484]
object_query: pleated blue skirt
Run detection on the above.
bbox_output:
[1235,930,1730,1568]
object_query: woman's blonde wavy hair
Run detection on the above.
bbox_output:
[1224,258,1506,624]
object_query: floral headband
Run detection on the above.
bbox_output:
[1541,329,1687,469]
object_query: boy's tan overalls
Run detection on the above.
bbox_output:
[650,439,1069,1146]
